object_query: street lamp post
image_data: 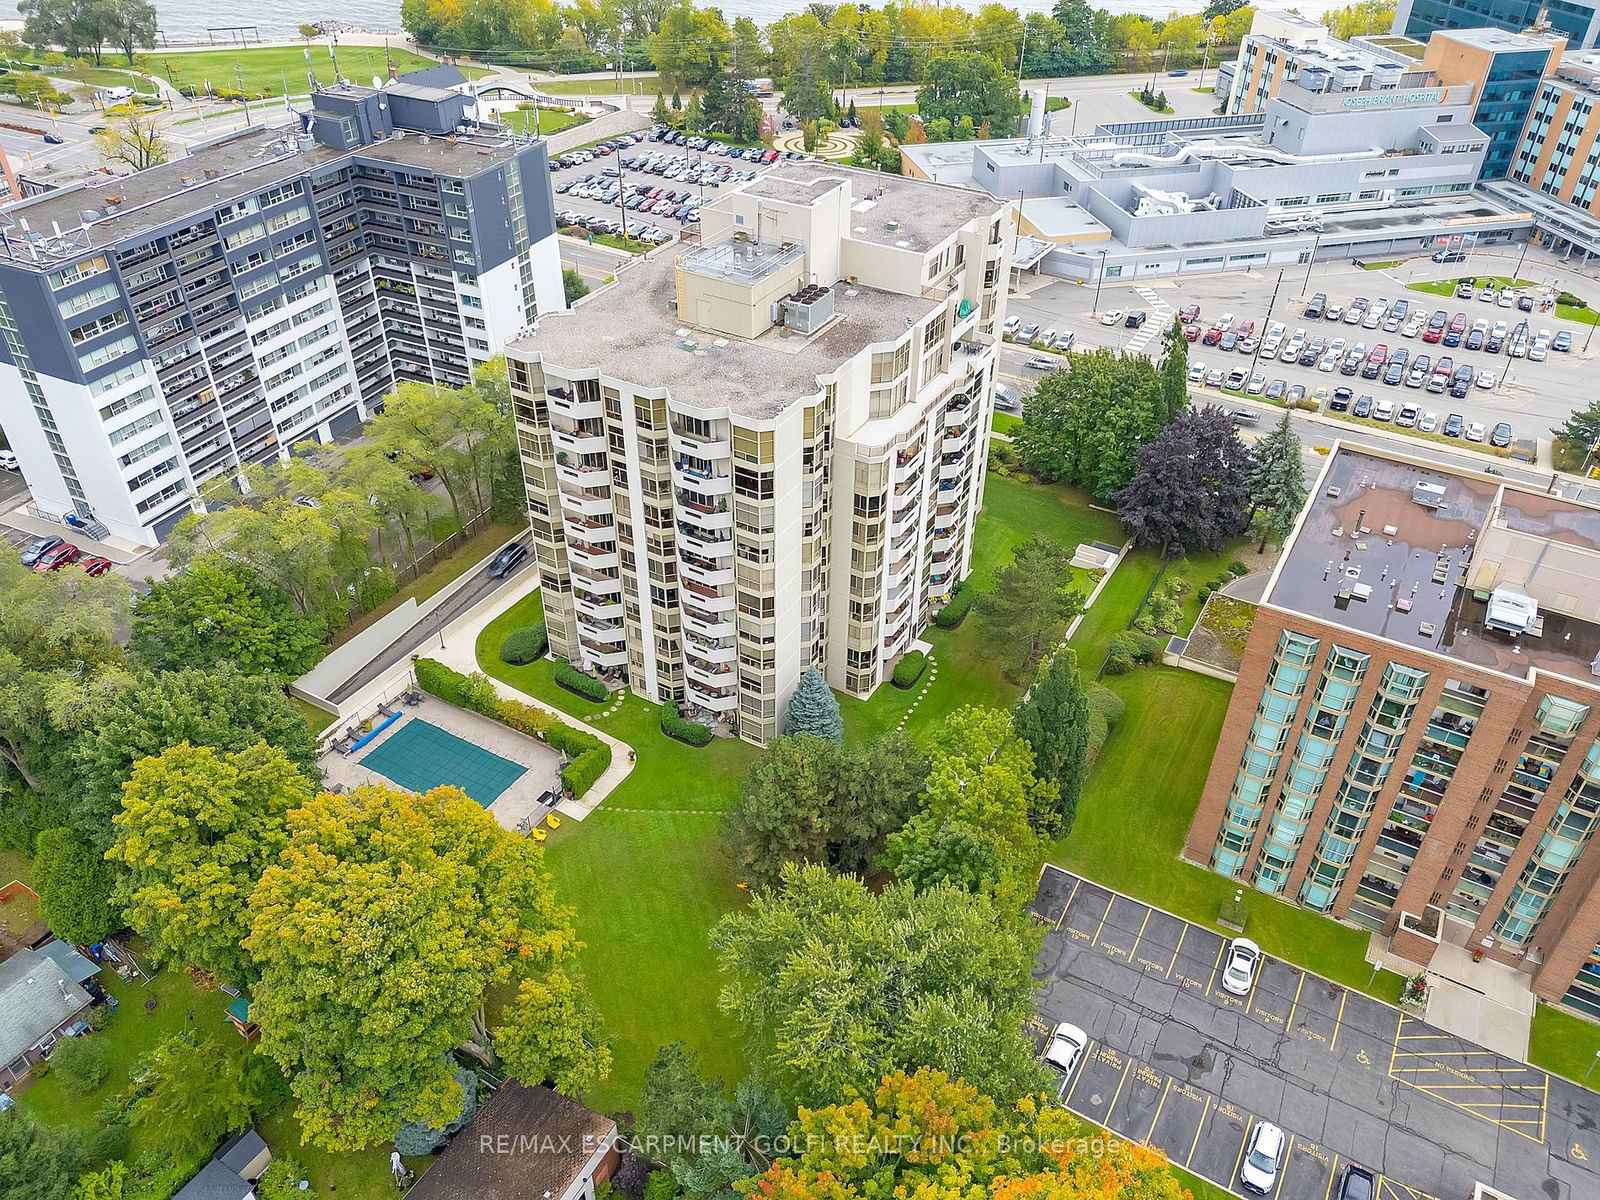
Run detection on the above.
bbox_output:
[1302,231,1323,294]
[1092,250,1109,314]
[1250,269,1286,379]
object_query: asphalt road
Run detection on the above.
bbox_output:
[325,555,535,706]
[1030,866,1600,1200]
[1003,255,1598,458]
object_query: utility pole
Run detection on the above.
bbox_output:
[1250,269,1285,377]
[329,35,341,86]
[384,37,392,79]
[234,65,252,127]
[1302,231,1323,294]
[1092,249,1108,314]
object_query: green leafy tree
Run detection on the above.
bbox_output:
[72,1162,127,1200]
[711,863,1048,1108]
[782,665,841,741]
[917,51,1020,138]
[244,783,582,1150]
[651,0,729,87]
[492,969,611,1098]
[1248,410,1308,551]
[635,1043,787,1197]
[1159,316,1191,423]
[723,731,927,890]
[127,1034,254,1160]
[976,537,1084,678]
[1115,406,1255,553]
[1013,650,1091,837]
[0,1109,82,1200]
[744,1068,1191,1197]
[131,556,325,678]
[49,1036,110,1096]
[884,706,1051,910]
[1553,397,1600,471]
[563,267,590,304]
[395,1068,477,1156]
[72,666,317,850]
[109,741,312,983]
[1014,348,1169,499]
[33,826,119,944]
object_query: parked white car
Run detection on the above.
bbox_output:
[1221,937,1261,996]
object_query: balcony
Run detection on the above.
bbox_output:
[685,682,737,713]
[682,607,736,639]
[673,460,733,495]
[548,386,604,420]
[668,427,731,461]
[559,488,613,519]
[552,424,607,457]
[683,632,737,663]
[685,657,735,689]
[678,552,735,588]
[567,542,621,571]
[943,431,970,454]
[940,459,965,481]
[580,642,629,671]
[556,458,609,489]
[563,512,614,537]
[570,564,624,593]
[574,593,625,622]
[676,498,733,532]
[676,524,732,558]
[681,577,735,611]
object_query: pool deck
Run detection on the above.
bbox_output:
[319,701,564,834]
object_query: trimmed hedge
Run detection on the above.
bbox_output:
[1103,629,1165,675]
[555,659,609,702]
[892,650,927,689]
[413,658,612,799]
[1085,683,1126,763]
[500,624,549,665]
[934,584,976,629]
[659,701,713,746]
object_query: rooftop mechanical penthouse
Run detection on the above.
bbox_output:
[1187,444,1600,1015]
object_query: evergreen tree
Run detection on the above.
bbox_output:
[784,666,842,742]
[671,88,683,110]
[1248,410,1308,551]
[1553,397,1600,467]
[682,90,706,133]
[1158,316,1191,422]
[1013,650,1091,837]
[652,93,671,125]
[701,52,731,131]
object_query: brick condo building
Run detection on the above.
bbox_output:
[1186,443,1600,1016]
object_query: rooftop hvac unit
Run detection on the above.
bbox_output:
[1484,587,1538,635]
[1371,62,1405,89]
[1333,64,1364,90]
[1299,67,1331,93]
[780,284,835,335]
[1412,481,1447,509]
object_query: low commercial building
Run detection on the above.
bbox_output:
[507,161,1010,744]
[1186,443,1600,1015]
[0,69,562,545]
[903,49,1520,282]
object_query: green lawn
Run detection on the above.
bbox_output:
[500,106,590,136]
[1556,302,1600,327]
[1407,275,1535,298]
[1053,667,1405,1003]
[991,411,1022,435]
[330,520,522,649]
[536,73,666,96]
[0,52,159,94]
[1529,1001,1600,1083]
[291,695,337,736]
[19,966,240,1136]
[135,45,471,98]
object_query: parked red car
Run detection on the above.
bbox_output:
[33,542,81,571]
[1178,304,1201,324]
[80,555,114,577]
[1183,323,1201,341]
[1202,326,1224,345]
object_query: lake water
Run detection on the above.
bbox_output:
[0,0,1238,44]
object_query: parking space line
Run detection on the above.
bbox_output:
[1107,1055,1134,1117]
[1186,1094,1212,1167]
[1323,1153,1342,1200]
[1127,907,1154,966]
[1274,1134,1297,1200]
[1091,893,1118,947]
[1230,1117,1255,1188]
[1165,924,1189,979]
[1285,972,1306,1030]
[1054,878,1082,931]
[1329,990,1348,1052]
[1146,1077,1173,1144]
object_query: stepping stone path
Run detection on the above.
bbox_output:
[593,691,626,719]
[894,653,939,734]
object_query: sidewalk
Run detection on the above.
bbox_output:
[429,581,635,821]
[1368,932,1534,1060]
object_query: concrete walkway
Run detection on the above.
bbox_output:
[0,504,148,562]
[1368,932,1535,1060]
[429,580,635,821]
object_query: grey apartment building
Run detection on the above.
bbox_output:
[0,69,562,545]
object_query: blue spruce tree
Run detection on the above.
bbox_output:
[784,666,842,742]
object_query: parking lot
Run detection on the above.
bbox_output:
[1004,265,1597,448]
[1029,866,1600,1200]
[549,131,788,246]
